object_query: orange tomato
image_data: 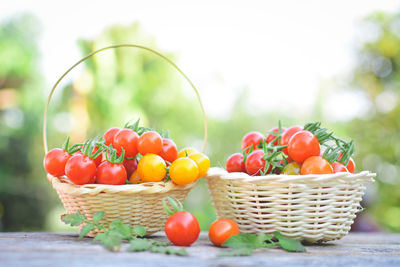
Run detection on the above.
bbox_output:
[301,156,333,175]
[208,218,240,247]
[129,170,142,184]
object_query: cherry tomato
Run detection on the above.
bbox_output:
[245,150,269,176]
[96,161,127,185]
[43,148,71,177]
[209,218,240,247]
[123,157,138,177]
[332,162,349,173]
[188,152,210,178]
[91,146,103,166]
[137,153,166,182]
[226,153,245,173]
[177,147,198,158]
[138,131,162,155]
[103,127,120,146]
[165,211,200,246]
[288,131,320,163]
[113,129,139,157]
[241,132,265,153]
[159,138,178,163]
[266,127,286,145]
[129,170,142,184]
[346,157,356,173]
[300,156,333,175]
[65,153,97,185]
[282,162,301,175]
[280,126,303,155]
[169,157,199,185]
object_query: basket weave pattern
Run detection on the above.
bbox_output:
[206,168,375,243]
[50,175,198,236]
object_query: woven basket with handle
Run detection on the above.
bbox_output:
[43,44,207,236]
[206,167,375,243]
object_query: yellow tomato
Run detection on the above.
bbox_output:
[282,162,301,175]
[129,170,142,184]
[188,152,210,178]
[137,153,166,182]
[169,158,199,185]
[177,147,198,158]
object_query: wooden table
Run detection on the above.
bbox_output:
[1,232,400,266]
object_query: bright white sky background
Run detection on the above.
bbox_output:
[2,0,399,121]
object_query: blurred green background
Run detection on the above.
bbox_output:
[1,7,400,233]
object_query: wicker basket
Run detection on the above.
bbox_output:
[206,167,375,243]
[43,44,207,236]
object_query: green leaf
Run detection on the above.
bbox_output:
[133,225,146,237]
[93,232,107,243]
[61,211,85,226]
[222,233,264,249]
[273,232,306,252]
[129,239,152,252]
[150,246,188,256]
[93,211,105,223]
[101,232,122,252]
[150,240,170,247]
[217,248,254,257]
[109,219,133,240]
[79,223,95,238]
[256,232,274,246]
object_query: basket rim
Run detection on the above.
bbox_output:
[205,167,376,184]
[48,174,199,195]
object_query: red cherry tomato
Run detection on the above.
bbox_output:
[241,132,265,153]
[280,126,303,155]
[226,153,245,173]
[245,150,269,176]
[300,156,333,175]
[159,138,178,163]
[96,161,127,185]
[113,129,139,157]
[266,126,286,145]
[103,127,120,146]
[43,148,71,177]
[209,219,240,247]
[65,153,97,185]
[346,157,356,173]
[288,131,320,163]
[165,211,200,246]
[137,131,163,155]
[332,162,349,173]
[123,157,138,177]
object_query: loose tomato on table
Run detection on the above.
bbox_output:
[188,152,210,178]
[300,156,333,175]
[137,131,163,155]
[137,153,166,182]
[169,157,199,185]
[241,131,265,153]
[113,128,139,157]
[226,153,245,173]
[288,130,320,163]
[280,126,303,155]
[163,196,200,246]
[159,138,178,163]
[208,218,240,247]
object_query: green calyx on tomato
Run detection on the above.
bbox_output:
[104,144,125,164]
[80,140,104,160]
[162,196,184,216]
[62,136,83,155]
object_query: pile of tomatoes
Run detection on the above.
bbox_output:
[43,121,210,186]
[226,122,356,176]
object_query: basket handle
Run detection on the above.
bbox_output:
[43,44,208,154]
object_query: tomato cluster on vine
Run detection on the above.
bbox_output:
[43,120,210,185]
[226,122,356,175]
